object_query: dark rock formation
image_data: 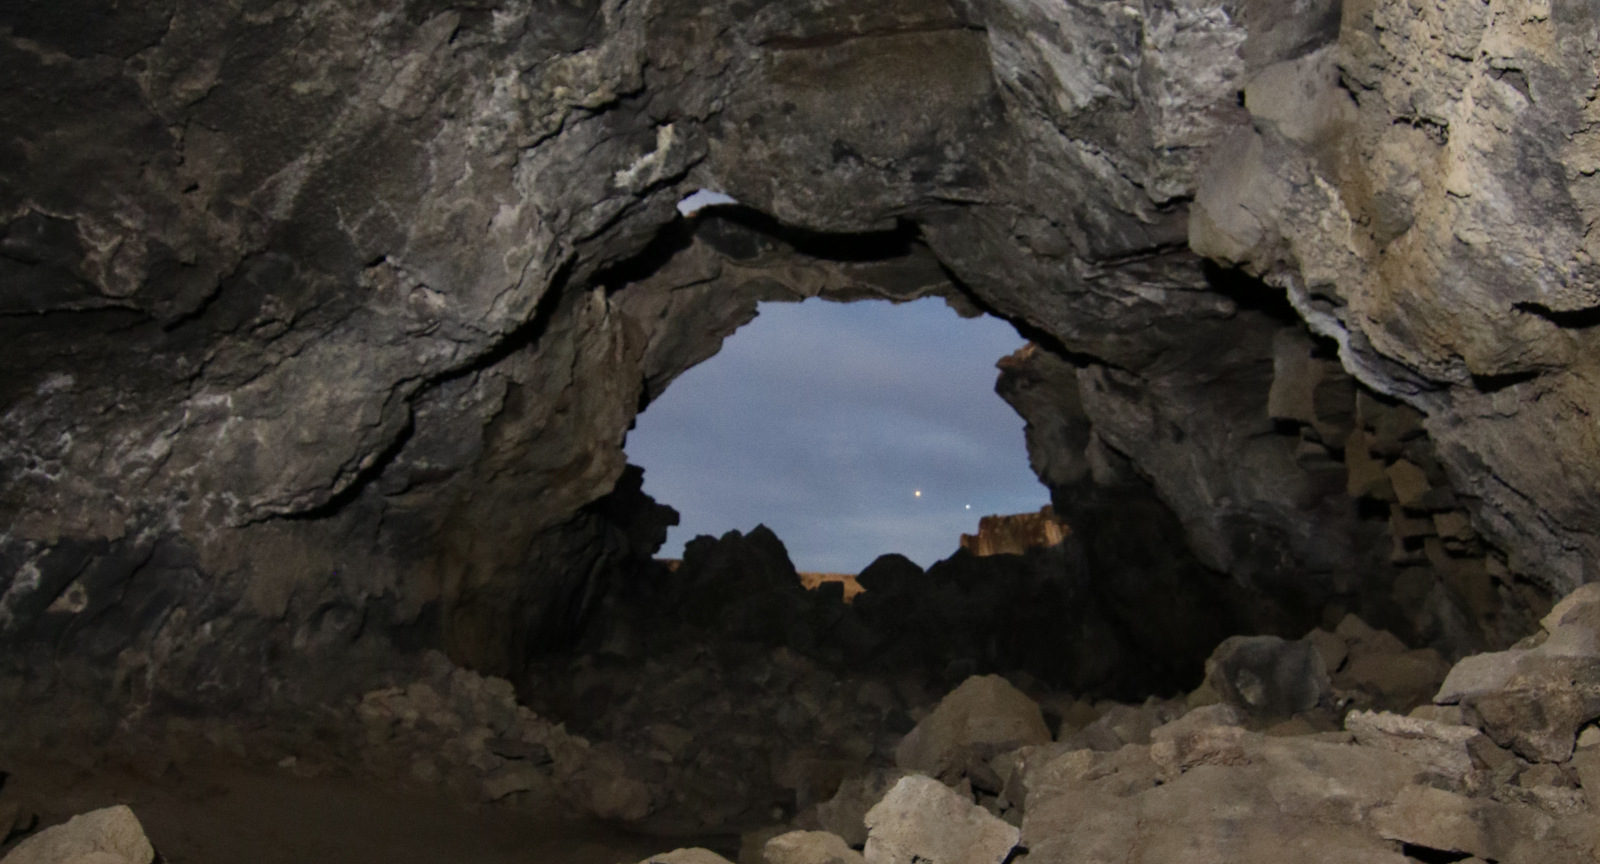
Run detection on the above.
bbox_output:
[0,0,1595,785]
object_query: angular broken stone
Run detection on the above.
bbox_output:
[763,830,865,864]
[894,675,1050,781]
[1344,710,1489,792]
[1435,585,1600,762]
[0,805,154,864]
[863,775,1018,864]
[813,767,911,848]
[1021,735,1414,864]
[1370,784,1593,863]
[1149,704,1253,780]
[635,849,736,864]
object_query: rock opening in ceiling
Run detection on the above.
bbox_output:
[624,296,1047,574]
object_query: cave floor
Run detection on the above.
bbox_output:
[1,754,667,864]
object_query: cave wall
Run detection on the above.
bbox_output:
[0,0,1593,706]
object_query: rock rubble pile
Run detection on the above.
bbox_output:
[612,583,1600,864]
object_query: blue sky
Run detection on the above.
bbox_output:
[624,296,1048,573]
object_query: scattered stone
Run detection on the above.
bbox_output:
[482,761,552,801]
[763,831,864,864]
[862,775,1019,864]
[1343,429,1394,500]
[1370,784,1595,863]
[0,805,153,864]
[812,768,911,848]
[1149,704,1253,780]
[1407,704,1466,725]
[556,744,654,822]
[1333,615,1409,657]
[1385,460,1432,509]
[1303,628,1347,674]
[894,675,1050,782]
[1435,587,1600,762]
[1203,635,1331,725]
[637,850,737,864]
[1345,710,1488,792]
[1339,648,1450,711]
[1063,699,1183,752]
[1566,744,1600,813]
[1021,735,1414,864]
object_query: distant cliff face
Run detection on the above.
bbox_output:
[960,507,1072,558]
[1,0,1596,706]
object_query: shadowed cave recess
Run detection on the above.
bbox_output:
[4,0,1600,861]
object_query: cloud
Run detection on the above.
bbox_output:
[627,297,1048,571]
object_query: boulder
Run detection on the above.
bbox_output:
[862,775,1019,864]
[894,675,1050,781]
[1021,735,1415,864]
[1203,635,1331,725]
[556,744,654,821]
[813,768,911,848]
[1062,699,1184,752]
[1371,784,1594,864]
[637,850,737,864]
[0,806,153,864]
[763,831,864,864]
[1344,710,1492,793]
[1148,704,1253,780]
[1435,585,1600,762]
[1339,648,1450,711]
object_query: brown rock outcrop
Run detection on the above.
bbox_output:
[958,507,1071,557]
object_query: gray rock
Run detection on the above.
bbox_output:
[0,805,153,864]
[862,775,1018,864]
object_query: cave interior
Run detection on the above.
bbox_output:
[3,0,1599,861]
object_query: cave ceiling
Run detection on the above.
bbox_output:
[1,0,1597,691]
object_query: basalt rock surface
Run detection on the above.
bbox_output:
[0,0,1596,784]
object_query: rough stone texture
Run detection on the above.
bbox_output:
[0,805,153,864]
[1011,724,1599,864]
[862,775,1018,864]
[894,675,1050,782]
[811,769,913,849]
[0,0,1595,837]
[1190,0,1600,603]
[958,507,1070,557]
[1435,583,1600,762]
[1203,635,1332,725]
[762,831,864,864]
[1344,710,1493,793]
[636,850,736,864]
